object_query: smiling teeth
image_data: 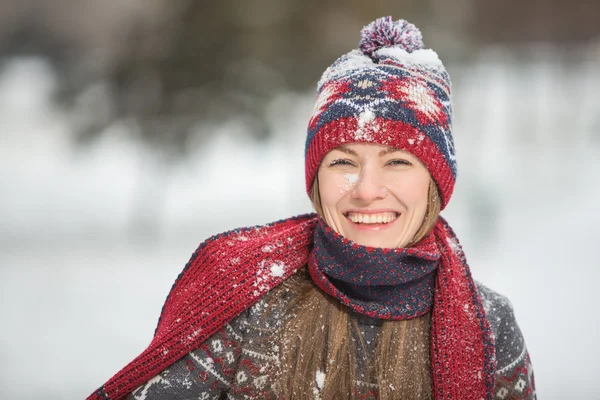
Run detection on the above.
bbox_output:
[348,212,397,224]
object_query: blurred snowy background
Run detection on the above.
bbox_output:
[1,1,599,399]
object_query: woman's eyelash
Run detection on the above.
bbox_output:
[329,158,411,166]
[329,159,354,166]
[387,159,412,166]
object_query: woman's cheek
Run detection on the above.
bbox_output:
[340,173,359,193]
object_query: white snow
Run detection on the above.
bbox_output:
[270,262,285,278]
[342,173,359,192]
[375,47,444,69]
[358,108,376,128]
[316,370,326,390]
[262,245,275,253]
[354,108,377,141]
[344,174,359,185]
[317,50,374,89]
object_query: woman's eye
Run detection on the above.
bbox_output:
[387,159,412,166]
[329,159,354,167]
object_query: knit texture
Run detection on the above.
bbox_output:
[88,214,318,400]
[305,17,455,208]
[89,214,496,400]
[126,282,535,400]
[308,218,439,319]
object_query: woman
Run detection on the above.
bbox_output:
[89,17,535,400]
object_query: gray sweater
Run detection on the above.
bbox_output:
[127,282,535,399]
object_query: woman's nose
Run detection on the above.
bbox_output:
[351,169,388,203]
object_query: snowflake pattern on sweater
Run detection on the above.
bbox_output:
[128,282,535,400]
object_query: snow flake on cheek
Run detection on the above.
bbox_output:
[340,173,359,193]
[345,173,359,185]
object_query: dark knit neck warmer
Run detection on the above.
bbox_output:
[89,213,497,400]
[308,218,439,319]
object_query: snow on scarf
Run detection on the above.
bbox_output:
[88,213,496,400]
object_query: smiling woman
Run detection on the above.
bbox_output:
[89,16,536,400]
[316,144,432,248]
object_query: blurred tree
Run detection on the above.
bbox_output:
[471,0,600,45]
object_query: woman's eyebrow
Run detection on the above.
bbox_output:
[379,147,403,156]
[334,146,358,156]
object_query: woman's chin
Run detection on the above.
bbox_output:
[343,231,405,249]
[338,219,408,249]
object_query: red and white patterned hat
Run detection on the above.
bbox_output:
[305,16,456,209]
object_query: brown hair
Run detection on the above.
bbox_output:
[269,176,441,399]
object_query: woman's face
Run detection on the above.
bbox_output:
[317,143,431,249]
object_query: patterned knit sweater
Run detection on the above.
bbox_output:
[126,279,535,400]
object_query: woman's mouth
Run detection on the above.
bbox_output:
[344,211,399,225]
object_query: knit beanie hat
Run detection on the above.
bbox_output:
[305,16,456,209]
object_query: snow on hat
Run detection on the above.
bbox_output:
[305,16,456,209]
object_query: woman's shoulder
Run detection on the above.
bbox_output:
[474,282,533,377]
[474,284,536,397]
[475,281,524,350]
[474,281,517,323]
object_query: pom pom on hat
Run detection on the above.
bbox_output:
[359,16,424,57]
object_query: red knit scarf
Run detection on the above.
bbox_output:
[88,213,496,400]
